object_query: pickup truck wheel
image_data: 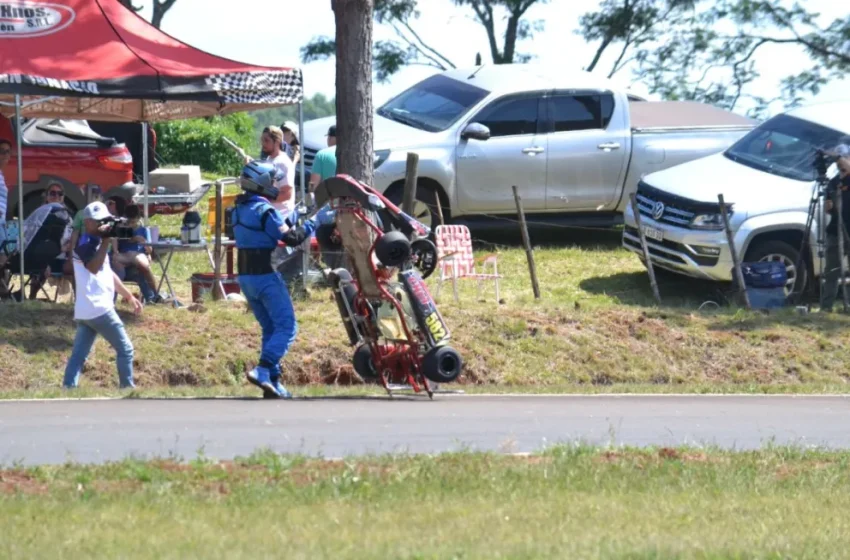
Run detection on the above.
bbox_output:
[744,240,808,297]
[388,183,448,231]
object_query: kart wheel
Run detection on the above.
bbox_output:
[422,345,463,384]
[353,344,378,380]
[330,269,360,345]
[411,238,438,279]
[375,231,411,267]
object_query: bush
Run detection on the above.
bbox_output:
[153,113,258,176]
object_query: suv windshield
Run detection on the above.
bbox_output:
[724,114,844,181]
[377,74,489,132]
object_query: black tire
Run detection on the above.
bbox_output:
[422,345,463,384]
[410,238,438,279]
[374,231,411,267]
[353,344,378,380]
[329,268,360,345]
[744,240,808,298]
[388,183,449,232]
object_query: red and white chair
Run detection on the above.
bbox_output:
[434,224,501,303]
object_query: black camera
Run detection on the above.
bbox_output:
[99,216,135,239]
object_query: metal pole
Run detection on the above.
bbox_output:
[15,95,24,301]
[298,101,308,284]
[142,122,150,222]
[512,185,540,299]
[818,186,828,308]
[836,187,849,311]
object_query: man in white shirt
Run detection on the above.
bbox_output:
[63,201,142,389]
[246,126,295,214]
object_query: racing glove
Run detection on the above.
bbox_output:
[282,226,308,246]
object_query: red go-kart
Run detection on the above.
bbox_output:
[314,175,463,398]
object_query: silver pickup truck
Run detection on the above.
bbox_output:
[302,64,756,230]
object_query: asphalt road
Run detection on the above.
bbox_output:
[1,395,849,465]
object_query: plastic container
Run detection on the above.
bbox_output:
[207,193,238,236]
[190,272,241,302]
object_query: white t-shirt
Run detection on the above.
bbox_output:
[263,152,295,214]
[72,234,116,321]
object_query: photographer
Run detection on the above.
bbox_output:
[821,139,850,312]
[63,201,142,390]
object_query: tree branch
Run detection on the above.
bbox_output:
[395,18,457,69]
[389,23,452,70]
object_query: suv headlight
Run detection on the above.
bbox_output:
[374,149,391,169]
[691,213,727,230]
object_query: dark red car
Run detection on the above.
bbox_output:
[1,116,201,219]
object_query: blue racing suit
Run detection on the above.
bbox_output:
[232,194,317,379]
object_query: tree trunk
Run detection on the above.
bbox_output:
[333,0,375,186]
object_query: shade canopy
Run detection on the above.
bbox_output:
[0,0,303,121]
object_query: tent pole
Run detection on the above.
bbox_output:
[142,122,150,222]
[299,101,308,283]
[15,94,24,302]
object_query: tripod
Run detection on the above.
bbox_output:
[794,157,850,310]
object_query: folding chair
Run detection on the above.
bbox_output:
[434,224,501,303]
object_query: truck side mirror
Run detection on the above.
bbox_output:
[461,123,491,142]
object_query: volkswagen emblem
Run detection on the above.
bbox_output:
[651,201,665,221]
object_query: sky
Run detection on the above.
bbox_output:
[142,0,848,117]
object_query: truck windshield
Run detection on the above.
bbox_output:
[377,74,489,132]
[724,114,845,182]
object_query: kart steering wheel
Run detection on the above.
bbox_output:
[411,238,438,279]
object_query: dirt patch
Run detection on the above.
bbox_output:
[0,471,49,495]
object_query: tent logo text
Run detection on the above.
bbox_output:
[0,2,75,38]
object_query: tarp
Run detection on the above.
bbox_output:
[0,0,303,121]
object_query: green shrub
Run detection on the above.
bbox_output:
[153,113,259,176]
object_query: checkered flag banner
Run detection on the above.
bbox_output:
[205,69,303,105]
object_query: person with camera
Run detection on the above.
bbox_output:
[63,201,142,390]
[821,139,850,312]
[232,161,316,399]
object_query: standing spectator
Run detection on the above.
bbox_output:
[64,201,142,390]
[308,125,344,269]
[281,121,301,167]
[245,126,295,214]
[0,139,11,259]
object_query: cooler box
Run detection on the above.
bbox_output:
[190,272,241,302]
[740,262,787,309]
[149,165,203,194]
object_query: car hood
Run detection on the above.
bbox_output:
[302,114,441,152]
[640,152,814,213]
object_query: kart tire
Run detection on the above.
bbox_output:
[375,231,411,267]
[330,269,360,345]
[353,344,378,380]
[411,238,438,279]
[422,345,462,384]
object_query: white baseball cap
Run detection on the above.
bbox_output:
[83,201,111,221]
[826,136,850,159]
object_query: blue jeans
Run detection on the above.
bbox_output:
[238,272,297,376]
[63,308,135,388]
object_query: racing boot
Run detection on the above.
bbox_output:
[246,364,277,397]
[265,374,292,400]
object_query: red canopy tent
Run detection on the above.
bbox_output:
[0,0,307,299]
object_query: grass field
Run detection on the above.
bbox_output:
[4,184,850,396]
[2,446,849,558]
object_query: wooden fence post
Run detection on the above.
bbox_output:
[213,181,224,301]
[402,152,419,216]
[629,193,662,305]
[718,194,751,310]
[512,185,540,299]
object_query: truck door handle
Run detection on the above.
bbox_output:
[522,147,545,155]
[598,142,621,151]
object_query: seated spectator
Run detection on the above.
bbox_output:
[110,204,161,304]
[1,185,71,299]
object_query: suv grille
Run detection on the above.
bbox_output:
[635,181,721,229]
